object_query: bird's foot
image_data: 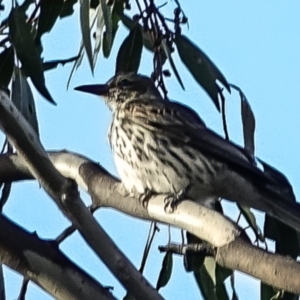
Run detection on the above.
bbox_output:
[139,189,155,208]
[164,187,188,213]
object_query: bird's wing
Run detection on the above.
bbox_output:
[122,99,294,198]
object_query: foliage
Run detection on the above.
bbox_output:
[0,1,299,299]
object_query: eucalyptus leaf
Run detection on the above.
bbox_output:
[90,0,100,9]
[156,252,173,290]
[36,0,64,42]
[0,47,14,89]
[194,257,231,300]
[8,6,55,104]
[11,68,39,135]
[238,204,264,242]
[0,182,12,212]
[175,34,230,111]
[230,84,255,156]
[121,14,154,51]
[80,0,93,72]
[93,5,105,67]
[60,0,77,18]
[67,43,85,89]
[115,25,143,74]
[161,39,184,90]
[101,0,113,58]
[19,0,35,13]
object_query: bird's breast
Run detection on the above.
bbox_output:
[108,115,221,200]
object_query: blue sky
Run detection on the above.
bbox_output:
[1,1,300,299]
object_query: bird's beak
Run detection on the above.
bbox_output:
[74,84,109,96]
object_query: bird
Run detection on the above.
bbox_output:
[75,72,300,232]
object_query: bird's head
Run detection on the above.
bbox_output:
[75,73,162,110]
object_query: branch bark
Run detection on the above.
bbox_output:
[1,151,300,294]
[0,214,115,300]
[0,90,162,300]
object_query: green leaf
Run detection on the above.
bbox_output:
[161,39,184,90]
[100,0,113,58]
[60,0,77,18]
[8,6,55,104]
[230,84,255,156]
[0,47,14,89]
[241,95,255,156]
[194,257,231,300]
[90,0,100,9]
[11,68,39,135]
[121,14,154,51]
[36,0,64,41]
[19,0,35,13]
[184,232,205,272]
[67,43,85,89]
[115,25,143,73]
[120,14,168,67]
[109,0,123,55]
[80,0,93,73]
[0,182,12,212]
[175,34,230,111]
[156,252,173,290]
[238,204,264,242]
[265,217,300,258]
[93,4,105,67]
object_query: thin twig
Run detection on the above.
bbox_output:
[56,225,76,244]
[17,278,29,300]
[139,222,158,274]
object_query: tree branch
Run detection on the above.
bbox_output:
[0,90,162,300]
[1,151,300,294]
[0,214,115,300]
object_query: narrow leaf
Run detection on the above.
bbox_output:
[161,39,184,90]
[0,47,14,89]
[184,232,205,272]
[115,25,143,73]
[121,14,154,51]
[60,0,77,18]
[8,6,55,104]
[120,15,168,66]
[109,0,123,56]
[0,183,12,212]
[67,43,85,89]
[175,34,230,111]
[238,204,264,242]
[100,0,113,58]
[11,68,39,135]
[19,0,35,13]
[93,5,105,67]
[156,252,173,290]
[194,257,230,300]
[36,0,64,41]
[241,98,255,156]
[80,0,93,72]
[90,0,100,9]
[230,84,255,156]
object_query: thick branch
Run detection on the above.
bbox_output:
[0,214,115,300]
[1,152,300,294]
[0,91,162,300]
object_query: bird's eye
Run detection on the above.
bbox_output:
[119,78,133,88]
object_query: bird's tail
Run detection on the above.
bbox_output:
[220,160,300,232]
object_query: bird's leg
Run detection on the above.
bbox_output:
[139,188,156,208]
[164,184,191,213]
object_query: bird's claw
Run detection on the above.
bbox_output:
[164,189,186,213]
[139,189,154,208]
